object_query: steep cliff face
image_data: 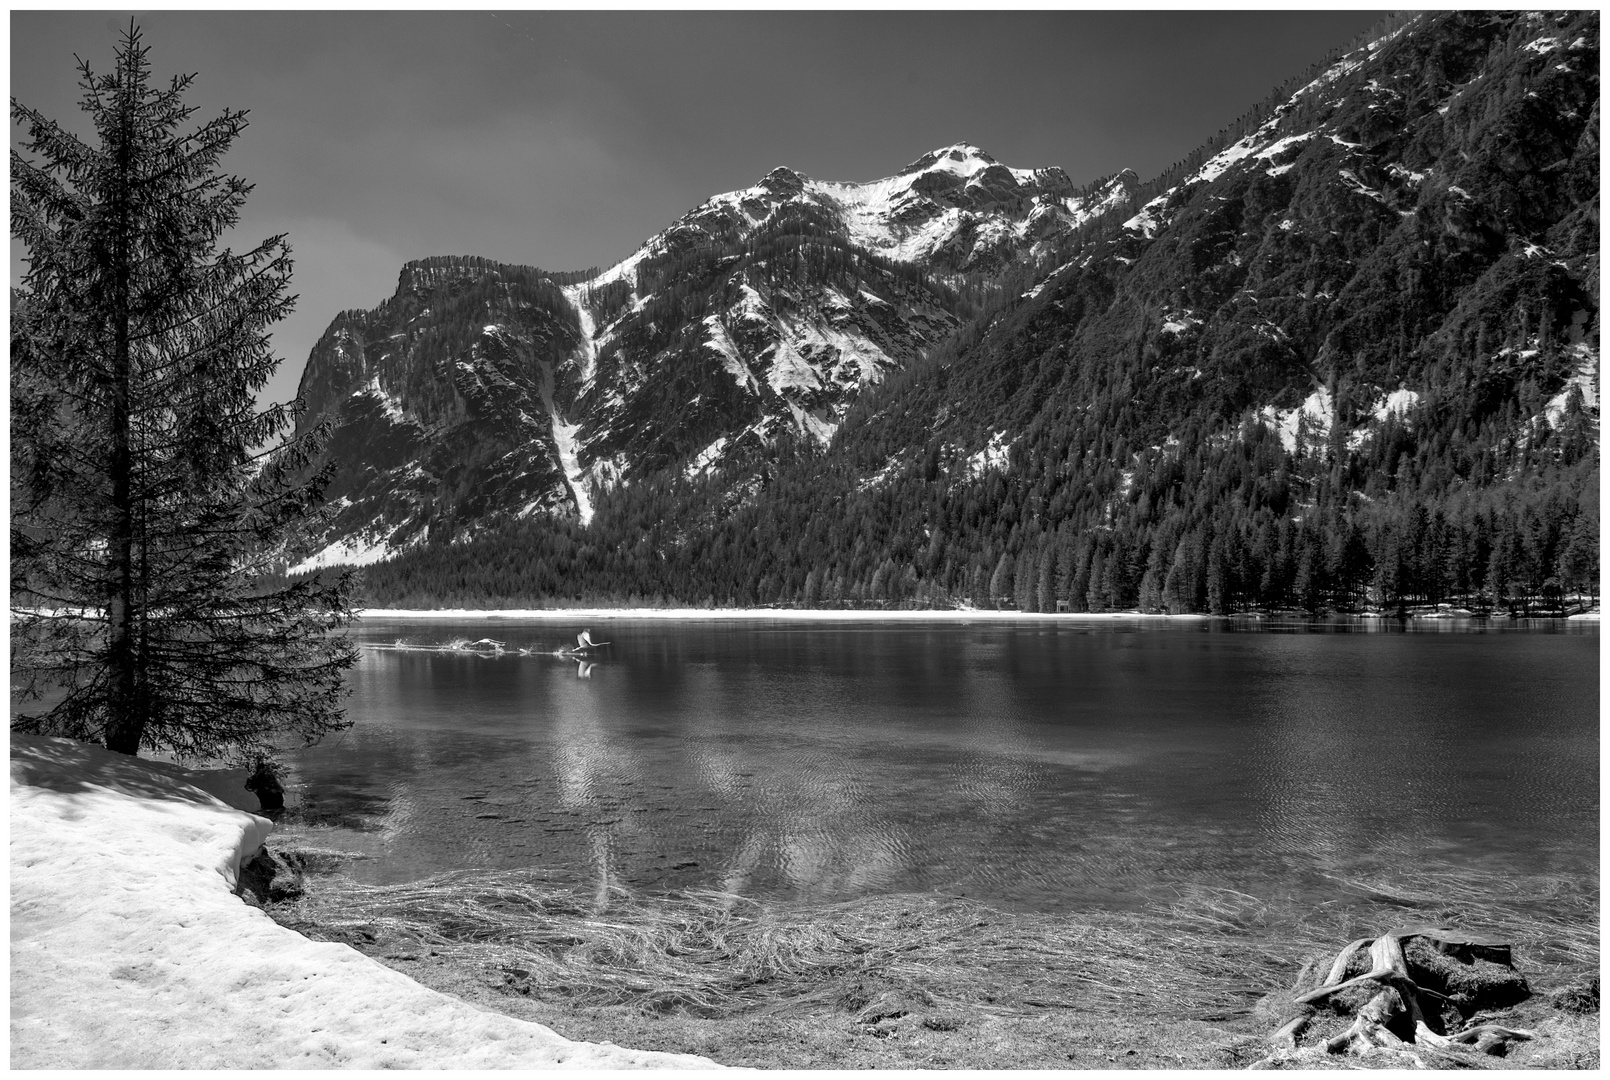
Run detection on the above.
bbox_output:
[291,257,584,569]
[290,147,1129,567]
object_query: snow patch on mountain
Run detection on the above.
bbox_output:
[1258,387,1334,455]
[289,528,406,575]
[1161,309,1203,335]
[1137,24,1409,237]
[961,431,1012,480]
[549,412,592,525]
[857,454,905,492]
[734,283,772,321]
[1338,168,1389,204]
[1373,387,1421,423]
[354,376,406,425]
[704,316,761,396]
[1193,137,1267,185]
[1256,384,1433,458]
[786,401,838,445]
[1124,195,1170,238]
[1544,343,1600,428]
[766,338,824,395]
[561,284,602,386]
[779,311,893,391]
[529,314,597,525]
[686,435,729,478]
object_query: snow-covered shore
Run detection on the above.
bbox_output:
[9,734,718,1069]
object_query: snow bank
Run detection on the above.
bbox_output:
[9,734,718,1070]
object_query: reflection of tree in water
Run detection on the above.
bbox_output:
[605,648,1063,905]
[548,675,644,911]
[695,742,910,904]
[948,666,1045,816]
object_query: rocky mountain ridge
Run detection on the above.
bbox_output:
[291,146,1132,570]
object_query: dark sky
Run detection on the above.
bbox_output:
[12,10,1386,408]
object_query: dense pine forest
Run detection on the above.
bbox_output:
[344,11,1597,616]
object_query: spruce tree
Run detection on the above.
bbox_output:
[10,25,357,763]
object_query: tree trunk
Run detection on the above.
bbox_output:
[104,62,142,758]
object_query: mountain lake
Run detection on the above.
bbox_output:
[274,616,1598,928]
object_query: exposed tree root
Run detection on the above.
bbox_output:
[1256,926,1537,1067]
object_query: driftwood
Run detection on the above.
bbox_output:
[1263,926,1535,1065]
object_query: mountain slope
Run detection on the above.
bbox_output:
[766,9,1600,615]
[289,257,587,570]
[340,11,1599,615]
[291,148,1130,569]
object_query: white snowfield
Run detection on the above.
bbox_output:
[9,734,719,1070]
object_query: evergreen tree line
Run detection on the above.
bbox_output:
[357,389,1596,617]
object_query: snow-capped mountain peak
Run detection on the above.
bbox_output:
[897,142,1008,177]
[675,143,1112,272]
[291,145,1136,557]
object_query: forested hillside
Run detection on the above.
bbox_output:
[350,10,1598,615]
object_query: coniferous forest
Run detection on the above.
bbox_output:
[325,11,1597,616]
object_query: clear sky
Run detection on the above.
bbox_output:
[11,10,1386,410]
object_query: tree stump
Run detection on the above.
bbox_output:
[1261,927,1535,1065]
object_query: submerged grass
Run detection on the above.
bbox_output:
[282,874,1293,1018]
[275,864,1597,1068]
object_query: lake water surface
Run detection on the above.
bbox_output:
[277,618,1598,918]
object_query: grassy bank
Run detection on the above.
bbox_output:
[273,866,1598,1069]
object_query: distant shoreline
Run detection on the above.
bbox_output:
[354,607,1205,621]
[354,606,1598,622]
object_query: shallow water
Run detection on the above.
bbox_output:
[277,618,1598,916]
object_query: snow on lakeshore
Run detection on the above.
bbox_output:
[358,606,1205,622]
[9,734,718,1070]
